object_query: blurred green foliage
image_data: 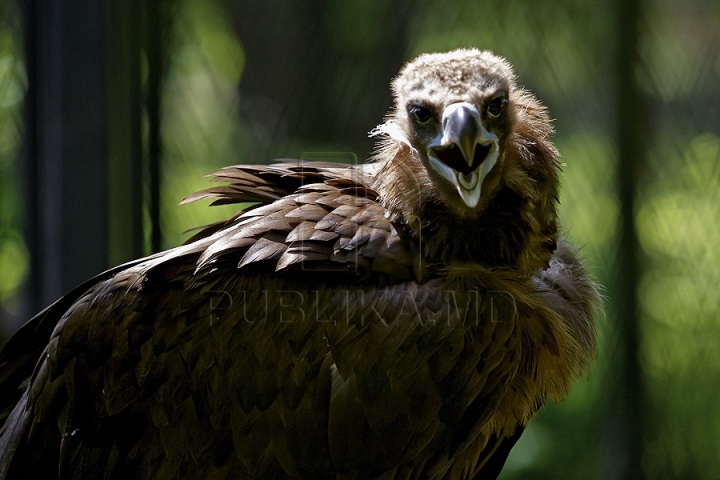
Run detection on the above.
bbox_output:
[637,133,720,479]
[1,0,719,477]
[0,2,26,314]
[158,0,246,249]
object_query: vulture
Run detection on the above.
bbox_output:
[0,49,598,479]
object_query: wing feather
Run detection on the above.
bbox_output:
[176,163,418,281]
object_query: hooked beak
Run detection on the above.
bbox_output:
[427,102,499,208]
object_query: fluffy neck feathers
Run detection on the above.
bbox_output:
[371,88,560,277]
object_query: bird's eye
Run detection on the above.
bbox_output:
[486,96,506,119]
[409,105,434,125]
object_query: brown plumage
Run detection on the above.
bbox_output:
[0,49,598,479]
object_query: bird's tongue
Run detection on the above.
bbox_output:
[427,137,499,209]
[458,171,478,190]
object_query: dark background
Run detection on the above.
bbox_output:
[0,0,718,478]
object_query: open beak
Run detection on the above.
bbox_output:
[427,102,499,208]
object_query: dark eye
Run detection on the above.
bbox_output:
[486,95,506,118]
[408,105,434,125]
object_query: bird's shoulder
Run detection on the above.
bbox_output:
[173,161,419,283]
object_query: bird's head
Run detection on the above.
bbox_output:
[371,49,560,269]
[387,49,515,212]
